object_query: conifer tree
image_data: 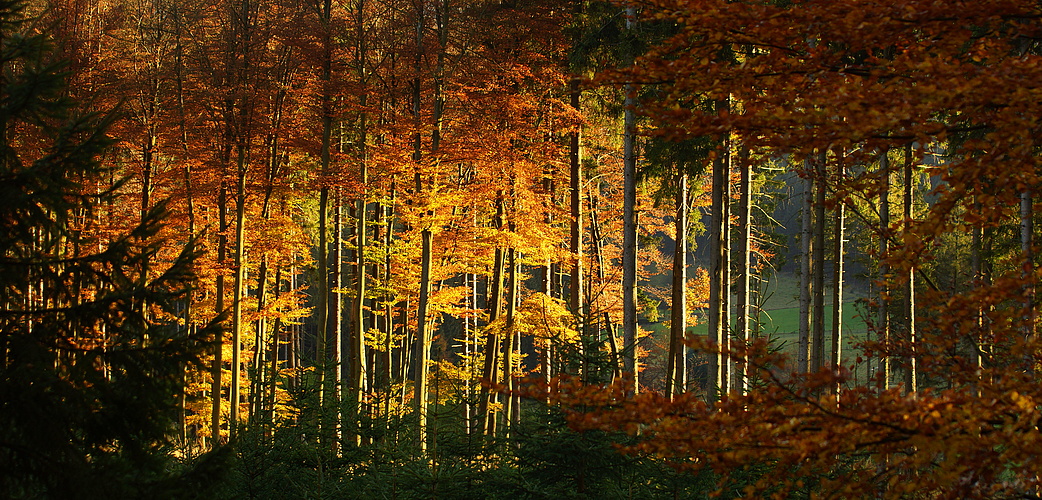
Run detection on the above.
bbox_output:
[0,2,223,495]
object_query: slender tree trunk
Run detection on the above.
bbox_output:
[332,193,344,442]
[267,264,282,429]
[350,152,368,447]
[622,6,639,393]
[879,149,891,389]
[709,104,729,395]
[903,144,916,393]
[479,196,506,434]
[414,228,433,452]
[1023,189,1035,344]
[735,151,752,395]
[478,235,505,436]
[668,172,688,397]
[812,152,827,373]
[831,160,845,396]
[721,160,731,394]
[382,189,395,422]
[348,1,370,444]
[798,158,813,374]
[211,182,228,444]
[971,200,983,391]
[502,248,519,436]
[316,0,334,443]
[568,77,585,338]
[230,140,249,436]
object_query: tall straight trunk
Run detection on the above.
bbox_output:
[288,266,299,390]
[708,106,725,393]
[902,144,916,393]
[798,158,812,374]
[622,6,639,393]
[212,182,228,444]
[251,255,268,422]
[479,244,505,435]
[316,0,334,441]
[1022,189,1035,344]
[568,78,585,335]
[502,249,519,435]
[414,228,433,452]
[708,104,729,394]
[722,152,733,394]
[735,152,752,395]
[230,140,249,436]
[831,160,845,396]
[268,265,283,428]
[348,2,370,443]
[667,173,688,397]
[381,189,395,421]
[878,150,891,389]
[478,197,506,435]
[812,152,827,372]
[332,194,344,439]
[971,200,983,390]
[350,162,368,447]
[174,17,196,447]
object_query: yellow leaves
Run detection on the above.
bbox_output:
[1010,391,1038,414]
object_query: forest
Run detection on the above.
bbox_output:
[3,0,1042,497]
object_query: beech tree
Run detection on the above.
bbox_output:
[0,1,223,493]
[545,0,1042,497]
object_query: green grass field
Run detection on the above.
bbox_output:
[643,270,872,367]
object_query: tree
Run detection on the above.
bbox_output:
[0,2,224,494]
[546,0,1042,497]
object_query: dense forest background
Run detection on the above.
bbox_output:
[4,0,1042,497]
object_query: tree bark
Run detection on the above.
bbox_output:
[798,158,812,374]
[831,159,845,396]
[668,172,688,397]
[1022,189,1035,345]
[902,144,916,393]
[878,149,891,389]
[709,101,730,394]
[622,5,639,393]
[735,151,752,395]
[316,0,334,443]
[569,77,585,339]
[812,152,827,373]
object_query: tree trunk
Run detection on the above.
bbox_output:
[230,142,247,436]
[502,248,519,435]
[212,182,228,444]
[709,103,730,395]
[332,193,344,441]
[1022,189,1035,346]
[831,159,845,396]
[569,78,585,338]
[798,158,812,374]
[478,231,505,435]
[590,188,620,380]
[735,151,752,395]
[879,149,891,389]
[668,172,688,397]
[902,144,916,393]
[812,152,827,373]
[349,3,370,442]
[622,6,639,393]
[316,0,334,443]
[414,228,433,452]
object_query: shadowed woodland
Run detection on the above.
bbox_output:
[4,0,1042,498]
